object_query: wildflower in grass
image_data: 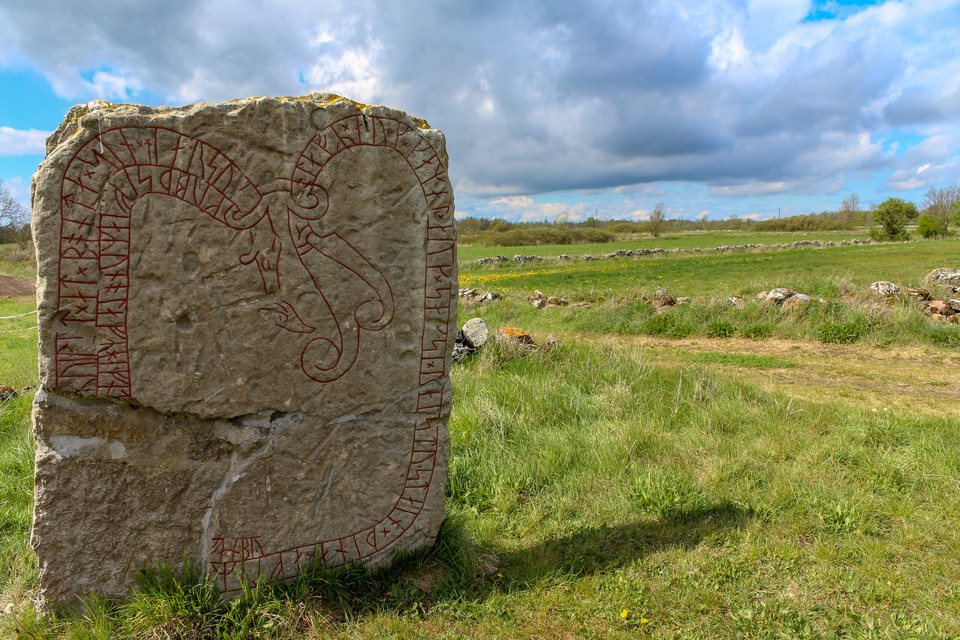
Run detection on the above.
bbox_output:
[641,618,650,624]
[620,609,629,620]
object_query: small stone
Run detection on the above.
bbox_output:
[905,287,931,301]
[949,299,960,313]
[924,300,955,317]
[543,334,562,349]
[793,293,812,303]
[675,297,692,305]
[0,384,15,402]
[452,329,476,363]
[729,295,746,307]
[496,326,534,345]
[870,281,899,296]
[462,318,489,348]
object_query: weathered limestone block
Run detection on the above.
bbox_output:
[31,95,456,607]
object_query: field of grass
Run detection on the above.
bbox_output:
[3,236,960,638]
[457,228,872,262]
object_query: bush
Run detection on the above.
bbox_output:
[917,214,949,238]
[641,313,691,338]
[740,323,771,340]
[707,321,736,338]
[871,198,916,241]
[818,321,865,344]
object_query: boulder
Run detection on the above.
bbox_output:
[927,268,960,287]
[452,330,476,363]
[461,318,489,348]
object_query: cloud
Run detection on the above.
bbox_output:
[0,126,49,156]
[0,0,958,204]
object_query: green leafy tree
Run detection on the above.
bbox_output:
[917,214,949,238]
[869,198,916,241]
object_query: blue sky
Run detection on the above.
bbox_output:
[1,0,959,222]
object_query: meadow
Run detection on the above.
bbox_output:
[2,233,960,638]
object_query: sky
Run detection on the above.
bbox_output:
[1,0,959,223]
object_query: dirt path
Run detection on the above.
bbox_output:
[583,333,960,420]
[0,274,35,299]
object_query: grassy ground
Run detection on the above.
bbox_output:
[457,228,871,262]
[3,237,960,638]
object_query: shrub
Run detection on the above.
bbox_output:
[707,321,736,338]
[641,313,691,338]
[740,323,771,340]
[870,198,916,241]
[818,321,865,344]
[917,214,949,238]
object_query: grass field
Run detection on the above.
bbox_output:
[456,228,872,262]
[2,236,960,638]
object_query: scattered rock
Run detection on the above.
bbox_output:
[652,288,676,311]
[0,384,16,402]
[544,334,562,349]
[729,295,746,307]
[558,254,571,261]
[905,287,931,302]
[527,290,568,309]
[924,300,955,318]
[475,255,510,265]
[927,268,960,287]
[870,281,899,296]
[452,330,476,363]
[582,255,596,261]
[496,326,534,345]
[766,288,798,305]
[459,288,503,306]
[949,299,960,313]
[513,254,542,263]
[675,296,692,305]
[462,318,489,348]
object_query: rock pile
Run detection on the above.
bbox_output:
[528,290,569,309]
[459,288,503,305]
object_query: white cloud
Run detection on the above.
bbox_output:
[0,126,49,156]
[0,0,959,205]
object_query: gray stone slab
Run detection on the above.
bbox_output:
[31,95,456,607]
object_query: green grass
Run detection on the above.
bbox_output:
[685,352,799,369]
[457,228,871,262]
[4,239,960,637]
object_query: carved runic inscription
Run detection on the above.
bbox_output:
[33,97,455,605]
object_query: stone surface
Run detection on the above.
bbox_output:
[766,288,797,304]
[461,318,489,348]
[31,95,456,607]
[870,281,899,296]
[927,268,960,287]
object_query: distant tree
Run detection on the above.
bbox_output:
[697,214,708,230]
[869,198,916,241]
[0,178,30,244]
[917,214,949,238]
[647,202,666,238]
[922,185,960,228]
[839,193,861,225]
